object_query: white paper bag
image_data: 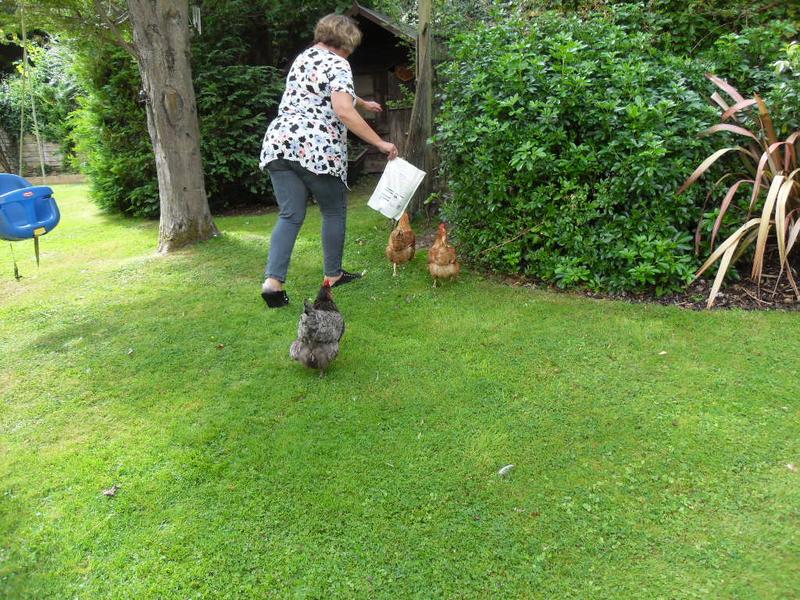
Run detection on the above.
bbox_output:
[367,158,426,220]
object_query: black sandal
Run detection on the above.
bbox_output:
[331,269,363,288]
[261,289,289,308]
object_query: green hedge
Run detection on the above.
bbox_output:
[69,0,346,218]
[70,45,158,216]
[0,39,80,170]
[436,11,720,294]
[70,44,282,218]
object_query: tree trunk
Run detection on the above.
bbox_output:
[127,0,218,253]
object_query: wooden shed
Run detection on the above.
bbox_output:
[345,2,416,174]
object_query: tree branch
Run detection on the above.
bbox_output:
[19,2,135,57]
[92,0,135,56]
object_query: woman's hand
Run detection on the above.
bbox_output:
[333,92,397,159]
[361,100,383,113]
[357,97,383,113]
[377,140,398,160]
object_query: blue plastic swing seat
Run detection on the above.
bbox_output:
[0,173,60,242]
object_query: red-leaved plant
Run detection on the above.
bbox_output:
[678,74,799,308]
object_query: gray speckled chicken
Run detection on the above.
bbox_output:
[289,280,345,378]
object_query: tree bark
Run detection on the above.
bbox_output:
[127,0,218,253]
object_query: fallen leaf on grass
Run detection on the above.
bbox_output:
[658,351,667,356]
[102,484,120,497]
[498,464,515,477]
[127,348,134,356]
[216,343,225,349]
[787,463,797,473]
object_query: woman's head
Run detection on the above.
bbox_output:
[314,14,362,55]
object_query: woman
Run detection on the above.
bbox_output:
[259,14,398,308]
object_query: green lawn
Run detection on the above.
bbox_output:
[1,183,799,598]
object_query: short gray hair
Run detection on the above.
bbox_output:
[314,14,362,54]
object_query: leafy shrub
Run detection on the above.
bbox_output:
[436,10,719,294]
[71,37,286,217]
[190,0,350,211]
[66,0,350,217]
[0,78,18,167]
[70,42,282,217]
[69,44,158,217]
[699,20,799,106]
[767,41,800,136]
[193,65,283,210]
[188,2,289,211]
[634,0,798,57]
[371,0,798,57]
[0,37,80,168]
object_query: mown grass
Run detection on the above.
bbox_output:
[1,182,799,598]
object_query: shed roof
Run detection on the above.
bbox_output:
[346,1,416,43]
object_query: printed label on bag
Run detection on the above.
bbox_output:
[374,187,405,212]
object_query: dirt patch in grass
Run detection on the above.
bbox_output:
[495,257,800,312]
[214,203,278,217]
[599,277,799,311]
[415,229,438,250]
[414,221,798,311]
[658,275,798,310]
[497,273,799,311]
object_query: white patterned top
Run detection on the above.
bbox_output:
[259,47,356,183]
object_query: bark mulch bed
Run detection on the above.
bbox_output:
[497,269,800,311]
[415,228,798,311]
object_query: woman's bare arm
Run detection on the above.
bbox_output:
[333,91,398,159]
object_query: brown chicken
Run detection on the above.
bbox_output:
[428,223,460,287]
[385,212,416,276]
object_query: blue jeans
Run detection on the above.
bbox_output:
[265,159,348,282]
